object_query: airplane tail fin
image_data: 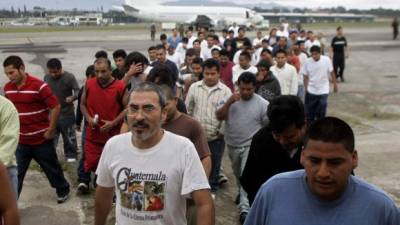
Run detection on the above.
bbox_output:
[124,0,162,6]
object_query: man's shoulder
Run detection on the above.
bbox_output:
[259,170,305,193]
[352,176,398,205]
[163,130,194,150]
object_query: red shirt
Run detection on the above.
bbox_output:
[4,74,59,145]
[84,78,126,144]
[220,61,234,92]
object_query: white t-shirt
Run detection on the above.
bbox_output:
[296,52,308,85]
[304,39,321,55]
[167,52,184,69]
[229,26,239,38]
[200,45,221,60]
[252,37,263,48]
[232,64,258,85]
[270,63,298,95]
[276,30,289,38]
[233,50,258,66]
[187,36,197,49]
[96,131,210,225]
[300,55,333,95]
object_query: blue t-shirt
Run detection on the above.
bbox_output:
[245,170,400,225]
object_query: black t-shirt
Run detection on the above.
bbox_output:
[331,36,347,56]
[112,68,125,80]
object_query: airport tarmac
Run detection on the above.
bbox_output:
[1,25,400,225]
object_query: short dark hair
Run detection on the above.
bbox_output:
[238,27,245,33]
[113,49,127,59]
[159,84,175,101]
[182,37,189,43]
[85,65,95,78]
[125,52,149,71]
[146,64,174,88]
[336,26,342,31]
[213,35,219,41]
[3,55,24,69]
[261,48,272,56]
[95,50,108,59]
[148,46,157,52]
[193,39,201,44]
[310,45,321,53]
[192,57,203,66]
[46,58,62,70]
[131,82,166,109]
[156,44,166,51]
[160,33,167,40]
[186,48,197,57]
[220,49,229,57]
[257,59,272,70]
[211,48,220,54]
[275,49,287,56]
[238,72,256,86]
[202,58,220,72]
[304,117,355,153]
[239,51,251,61]
[94,57,112,70]
[267,95,305,133]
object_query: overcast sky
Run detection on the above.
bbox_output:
[0,0,398,10]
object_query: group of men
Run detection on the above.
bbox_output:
[0,22,399,225]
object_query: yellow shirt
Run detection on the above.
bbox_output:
[0,95,19,167]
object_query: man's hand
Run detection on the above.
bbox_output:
[65,96,75,104]
[88,117,98,129]
[43,129,55,140]
[125,63,143,78]
[333,83,338,93]
[229,92,241,104]
[100,120,115,133]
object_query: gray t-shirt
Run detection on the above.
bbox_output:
[44,71,79,117]
[245,170,400,225]
[219,93,269,147]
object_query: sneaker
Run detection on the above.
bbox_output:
[239,212,248,225]
[218,174,228,186]
[57,191,70,204]
[77,183,90,194]
[66,158,76,163]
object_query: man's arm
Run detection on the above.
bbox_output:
[201,156,212,178]
[303,75,309,92]
[80,86,96,129]
[100,90,128,133]
[0,101,19,166]
[0,163,20,225]
[94,186,114,225]
[192,189,215,225]
[44,104,60,140]
[215,93,239,121]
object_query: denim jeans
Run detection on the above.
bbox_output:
[208,138,225,192]
[53,115,78,158]
[226,144,250,214]
[305,92,329,123]
[77,123,91,184]
[16,140,70,197]
[7,166,18,200]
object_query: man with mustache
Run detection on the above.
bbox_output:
[95,82,214,225]
[244,117,400,225]
[80,58,128,188]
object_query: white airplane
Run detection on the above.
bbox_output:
[115,0,264,26]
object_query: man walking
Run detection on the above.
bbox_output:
[330,26,349,82]
[44,58,80,162]
[3,55,70,203]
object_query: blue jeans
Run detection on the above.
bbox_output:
[226,144,250,214]
[77,123,91,184]
[54,115,78,158]
[208,138,225,192]
[16,140,70,197]
[7,166,18,200]
[297,84,305,102]
[305,92,329,123]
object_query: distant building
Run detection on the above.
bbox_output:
[259,12,375,23]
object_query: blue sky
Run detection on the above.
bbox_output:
[0,0,398,10]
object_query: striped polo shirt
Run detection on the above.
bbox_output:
[4,74,59,145]
[185,80,232,141]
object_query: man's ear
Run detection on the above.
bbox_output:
[352,150,358,170]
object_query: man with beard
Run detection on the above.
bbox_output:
[80,58,128,182]
[161,85,211,225]
[95,82,214,225]
[216,72,269,224]
[241,95,305,205]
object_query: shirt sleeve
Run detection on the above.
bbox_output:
[244,184,269,225]
[0,99,19,167]
[290,67,299,95]
[38,83,59,109]
[96,141,115,188]
[190,119,211,159]
[181,142,210,197]
[70,74,80,100]
[185,85,195,116]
